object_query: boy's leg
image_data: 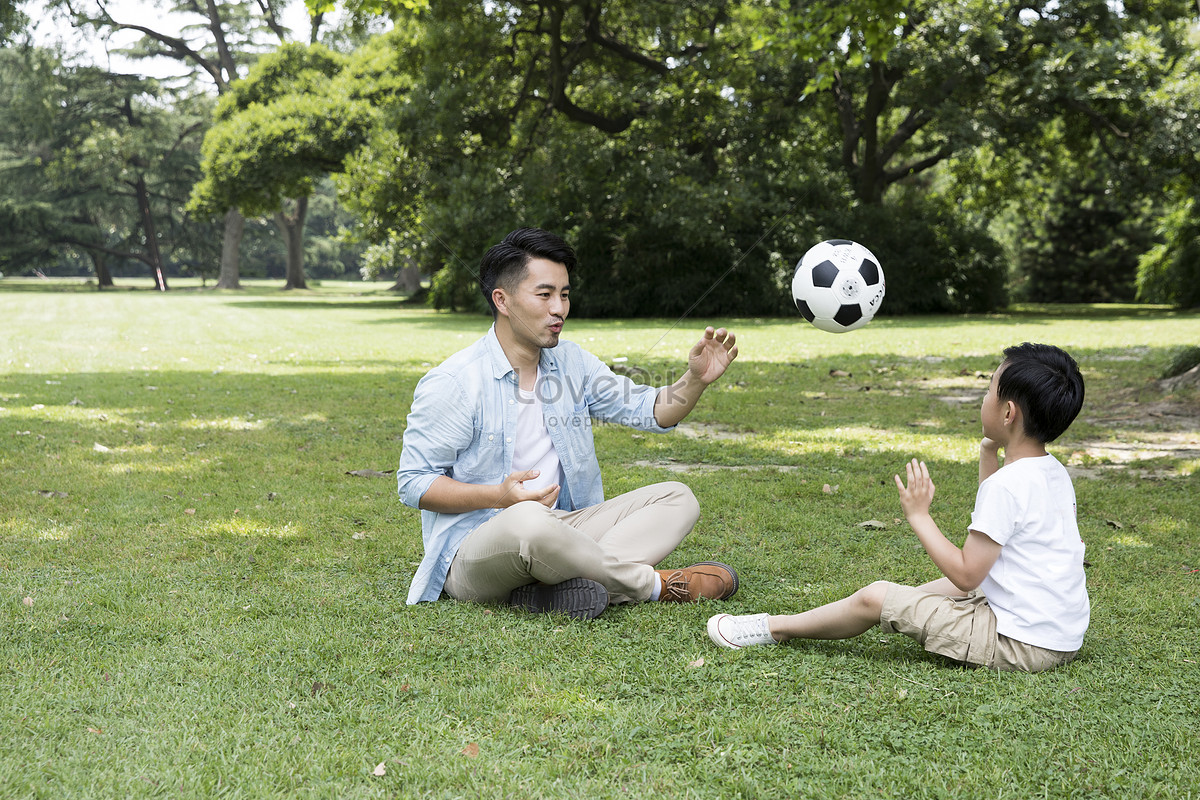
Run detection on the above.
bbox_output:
[879,584,997,666]
[766,581,892,641]
[443,500,659,606]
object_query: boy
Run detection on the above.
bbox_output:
[708,342,1088,672]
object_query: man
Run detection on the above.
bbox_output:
[398,227,741,619]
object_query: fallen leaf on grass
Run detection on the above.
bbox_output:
[69,397,83,406]
[688,658,705,668]
[23,596,33,607]
[829,369,852,377]
[346,469,395,478]
[822,484,838,494]
[184,509,196,515]
[92,442,111,453]
[87,727,104,735]
[858,520,888,530]
[372,762,387,777]
[1105,519,1124,529]
[36,490,68,498]
[461,743,480,759]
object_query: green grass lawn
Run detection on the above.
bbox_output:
[2,278,1197,799]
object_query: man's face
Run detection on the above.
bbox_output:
[496,258,571,350]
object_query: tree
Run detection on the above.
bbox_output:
[330,0,1190,315]
[189,43,373,289]
[60,0,328,288]
[0,45,212,287]
[1135,20,1200,308]
[0,0,24,45]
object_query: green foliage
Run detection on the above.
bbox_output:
[1160,344,1200,379]
[1134,24,1200,308]
[0,44,215,281]
[847,193,1008,314]
[189,43,374,218]
[331,0,1195,316]
[1138,198,1200,308]
[1012,162,1157,303]
[774,0,911,95]
[0,0,23,45]
[216,42,347,116]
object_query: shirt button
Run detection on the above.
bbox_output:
[509,398,515,404]
[506,437,512,443]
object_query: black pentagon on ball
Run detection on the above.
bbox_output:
[795,298,816,322]
[858,259,880,285]
[834,303,863,327]
[811,259,840,288]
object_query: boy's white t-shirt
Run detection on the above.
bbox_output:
[970,454,1089,651]
[510,374,564,496]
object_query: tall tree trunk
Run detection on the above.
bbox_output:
[391,261,422,294]
[134,172,168,290]
[217,207,244,289]
[90,250,114,289]
[275,196,309,290]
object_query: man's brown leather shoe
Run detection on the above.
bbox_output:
[655,562,739,602]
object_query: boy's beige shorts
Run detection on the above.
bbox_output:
[880,584,1078,673]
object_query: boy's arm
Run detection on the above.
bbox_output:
[979,438,1001,484]
[895,459,1002,592]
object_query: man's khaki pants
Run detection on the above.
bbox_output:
[443,481,699,605]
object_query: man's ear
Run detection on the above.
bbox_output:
[492,287,509,316]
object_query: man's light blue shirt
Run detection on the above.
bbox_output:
[398,326,673,604]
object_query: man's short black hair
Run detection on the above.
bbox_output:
[997,342,1085,443]
[478,227,577,316]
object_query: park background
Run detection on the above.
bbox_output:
[1,1,1199,797]
[1,0,1199,314]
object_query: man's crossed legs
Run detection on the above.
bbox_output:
[443,481,738,618]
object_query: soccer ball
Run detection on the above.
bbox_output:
[791,240,885,333]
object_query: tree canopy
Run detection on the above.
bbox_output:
[2,0,1197,310]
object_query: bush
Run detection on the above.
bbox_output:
[842,196,1008,315]
[1162,345,1200,380]
[1137,198,1200,309]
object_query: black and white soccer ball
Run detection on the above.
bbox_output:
[791,240,885,333]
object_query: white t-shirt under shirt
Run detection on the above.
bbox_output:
[510,374,564,496]
[970,454,1089,651]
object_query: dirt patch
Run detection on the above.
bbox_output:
[1159,364,1200,392]
[673,421,752,441]
[632,459,799,474]
[1068,395,1200,479]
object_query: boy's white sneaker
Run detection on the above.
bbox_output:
[707,613,778,649]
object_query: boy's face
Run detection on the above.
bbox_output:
[980,361,1010,442]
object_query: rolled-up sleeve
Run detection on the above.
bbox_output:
[396,370,474,509]
[579,350,673,434]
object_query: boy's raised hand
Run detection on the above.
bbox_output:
[894,458,936,519]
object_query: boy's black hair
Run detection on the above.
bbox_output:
[997,342,1085,443]
[478,227,577,317]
